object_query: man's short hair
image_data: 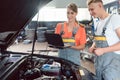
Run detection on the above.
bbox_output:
[87,0,103,5]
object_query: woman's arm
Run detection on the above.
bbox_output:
[71,44,85,50]
[71,26,86,50]
[55,23,62,34]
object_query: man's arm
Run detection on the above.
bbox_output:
[102,27,120,53]
[88,42,96,53]
[94,27,120,56]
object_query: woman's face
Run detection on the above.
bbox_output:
[67,8,77,22]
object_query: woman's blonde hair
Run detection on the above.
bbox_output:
[87,0,103,5]
[67,3,78,13]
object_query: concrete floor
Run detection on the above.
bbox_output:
[8,41,95,74]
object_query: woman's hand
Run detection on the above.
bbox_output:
[71,44,85,50]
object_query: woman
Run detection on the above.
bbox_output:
[55,3,86,66]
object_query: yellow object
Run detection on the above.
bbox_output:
[94,36,106,41]
[79,70,85,76]
[62,38,75,43]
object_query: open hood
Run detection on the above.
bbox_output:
[0,0,52,51]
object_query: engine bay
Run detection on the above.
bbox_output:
[0,53,94,80]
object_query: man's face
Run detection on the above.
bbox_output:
[88,3,100,18]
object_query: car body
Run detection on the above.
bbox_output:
[0,0,93,80]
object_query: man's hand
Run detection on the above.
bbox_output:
[88,42,96,53]
[88,47,96,53]
[93,48,105,56]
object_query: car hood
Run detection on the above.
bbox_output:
[0,0,52,51]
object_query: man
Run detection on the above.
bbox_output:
[87,0,120,80]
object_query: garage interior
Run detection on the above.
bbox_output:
[1,0,119,79]
[7,0,120,76]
